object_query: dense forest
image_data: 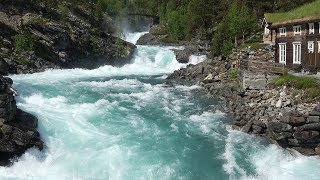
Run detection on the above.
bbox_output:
[85,0,314,56]
[4,0,316,56]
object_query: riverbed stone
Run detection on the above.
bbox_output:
[301,123,320,131]
[307,116,320,123]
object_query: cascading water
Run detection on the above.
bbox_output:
[1,32,320,180]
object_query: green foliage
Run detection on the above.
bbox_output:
[58,3,70,22]
[211,0,258,56]
[273,74,318,89]
[230,68,239,79]
[167,8,187,41]
[273,74,320,98]
[90,36,101,54]
[14,33,34,52]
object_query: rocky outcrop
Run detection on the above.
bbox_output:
[0,0,136,75]
[0,76,43,166]
[168,55,320,156]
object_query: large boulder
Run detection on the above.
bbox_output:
[0,76,43,166]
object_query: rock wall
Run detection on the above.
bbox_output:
[0,76,43,166]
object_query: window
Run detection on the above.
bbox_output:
[293,26,302,36]
[309,23,315,34]
[308,41,314,53]
[279,27,286,37]
[279,43,286,64]
[318,41,320,53]
[264,25,270,35]
[293,42,301,64]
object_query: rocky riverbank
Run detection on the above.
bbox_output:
[167,52,320,156]
[0,76,43,166]
[0,0,135,75]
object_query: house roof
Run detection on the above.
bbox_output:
[265,0,320,28]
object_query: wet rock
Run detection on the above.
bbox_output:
[0,59,10,76]
[307,116,320,123]
[268,122,293,133]
[280,116,307,126]
[292,147,316,156]
[0,76,43,166]
[300,123,320,131]
[293,131,319,141]
[242,119,254,133]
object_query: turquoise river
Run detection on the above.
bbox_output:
[1,32,320,180]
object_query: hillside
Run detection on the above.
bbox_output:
[0,0,136,75]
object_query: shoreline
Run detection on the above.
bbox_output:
[167,56,320,156]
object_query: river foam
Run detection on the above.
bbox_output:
[3,32,320,179]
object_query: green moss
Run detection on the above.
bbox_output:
[265,0,320,23]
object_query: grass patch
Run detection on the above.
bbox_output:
[265,0,320,23]
[273,74,318,89]
[273,74,320,99]
[239,42,265,51]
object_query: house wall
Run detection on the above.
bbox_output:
[274,22,320,71]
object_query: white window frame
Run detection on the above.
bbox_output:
[279,27,286,37]
[293,42,302,64]
[309,23,315,34]
[308,41,314,53]
[264,25,270,35]
[279,43,286,64]
[318,41,320,53]
[293,25,302,36]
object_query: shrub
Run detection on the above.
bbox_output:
[14,33,34,52]
[230,68,238,79]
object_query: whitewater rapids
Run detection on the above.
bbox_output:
[1,32,320,180]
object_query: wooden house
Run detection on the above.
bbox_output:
[264,1,320,71]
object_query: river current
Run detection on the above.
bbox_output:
[1,32,320,180]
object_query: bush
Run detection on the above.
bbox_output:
[14,33,34,52]
[230,68,238,79]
